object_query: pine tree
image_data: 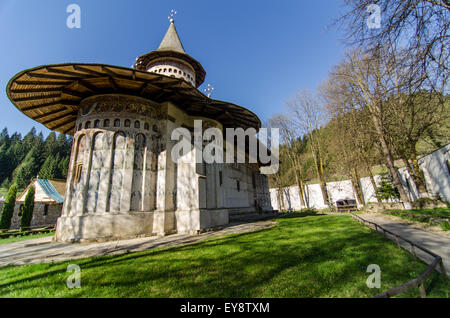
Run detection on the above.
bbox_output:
[0,184,17,230]
[1,178,11,190]
[20,185,35,229]
[39,155,55,179]
[0,127,73,186]
[0,144,10,183]
[13,147,39,189]
[43,132,57,158]
[58,156,70,178]
[56,133,69,157]
[0,128,9,148]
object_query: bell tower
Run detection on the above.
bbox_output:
[134,11,206,88]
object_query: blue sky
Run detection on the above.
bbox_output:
[0,0,348,136]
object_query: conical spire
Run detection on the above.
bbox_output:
[157,21,186,54]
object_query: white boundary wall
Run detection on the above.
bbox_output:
[270,144,450,210]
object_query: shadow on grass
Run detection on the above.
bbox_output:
[0,214,446,297]
[277,210,323,219]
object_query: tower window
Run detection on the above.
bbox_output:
[237,180,240,192]
[94,120,100,128]
[114,119,120,127]
[124,119,131,127]
[219,171,223,186]
[85,121,91,129]
[134,121,140,129]
[144,123,149,130]
[103,119,110,127]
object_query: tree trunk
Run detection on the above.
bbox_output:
[318,158,332,209]
[371,114,411,209]
[362,154,380,202]
[409,147,428,198]
[293,157,307,208]
[351,167,364,205]
[289,154,306,208]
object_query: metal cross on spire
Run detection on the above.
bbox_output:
[204,84,214,98]
[168,9,177,24]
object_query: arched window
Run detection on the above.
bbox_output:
[85,121,91,129]
[134,121,140,129]
[131,134,146,211]
[86,132,105,212]
[74,135,86,184]
[124,119,131,127]
[94,120,100,128]
[144,123,149,130]
[114,119,120,127]
[109,132,126,212]
[103,119,110,127]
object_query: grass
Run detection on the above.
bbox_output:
[0,232,54,245]
[0,213,448,298]
[386,207,450,219]
[385,207,450,230]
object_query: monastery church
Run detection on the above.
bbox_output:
[6,16,274,242]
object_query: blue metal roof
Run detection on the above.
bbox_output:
[37,178,64,203]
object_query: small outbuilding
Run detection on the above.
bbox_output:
[10,178,66,229]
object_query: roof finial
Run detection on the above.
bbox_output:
[168,9,177,24]
[204,84,214,98]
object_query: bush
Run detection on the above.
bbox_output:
[0,184,18,230]
[440,221,450,231]
[20,185,34,229]
[375,175,400,201]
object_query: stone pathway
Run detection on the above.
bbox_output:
[0,220,276,267]
[355,213,450,276]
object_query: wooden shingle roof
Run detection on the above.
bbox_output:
[7,63,261,135]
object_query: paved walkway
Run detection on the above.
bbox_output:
[356,213,450,276]
[0,220,276,267]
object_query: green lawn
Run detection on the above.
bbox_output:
[0,232,54,245]
[386,208,450,230]
[0,213,448,298]
[387,207,450,218]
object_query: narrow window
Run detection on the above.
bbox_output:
[43,205,49,216]
[134,121,140,129]
[78,123,82,131]
[124,119,131,127]
[18,204,24,217]
[219,171,223,186]
[144,123,150,130]
[104,119,110,127]
[85,121,91,129]
[75,163,83,184]
[237,180,240,192]
[94,120,100,128]
[114,119,120,127]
